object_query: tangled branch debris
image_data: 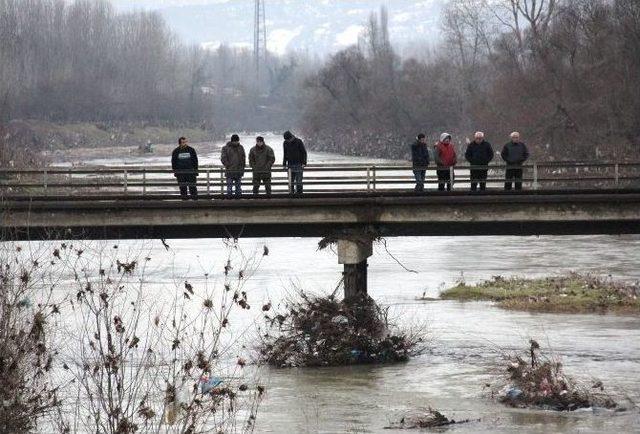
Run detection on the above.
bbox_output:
[386,408,473,430]
[258,292,426,368]
[494,340,617,411]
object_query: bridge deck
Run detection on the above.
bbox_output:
[3,189,639,240]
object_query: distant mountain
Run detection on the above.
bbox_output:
[114,0,445,56]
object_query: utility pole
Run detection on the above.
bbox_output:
[253,0,267,91]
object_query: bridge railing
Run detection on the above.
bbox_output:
[1,162,639,197]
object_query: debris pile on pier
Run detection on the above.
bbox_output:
[258,292,425,367]
[495,340,617,411]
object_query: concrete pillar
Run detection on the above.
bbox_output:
[337,239,373,300]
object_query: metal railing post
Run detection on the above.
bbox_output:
[533,163,539,190]
[366,167,371,192]
[220,170,224,194]
[142,169,146,196]
[614,164,619,186]
[206,170,211,195]
[43,169,47,190]
[372,165,377,192]
[449,166,454,190]
[123,169,128,194]
[287,168,292,194]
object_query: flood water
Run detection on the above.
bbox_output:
[45,134,640,432]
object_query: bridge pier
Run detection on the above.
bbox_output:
[337,239,373,300]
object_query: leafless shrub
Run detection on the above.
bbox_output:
[2,239,266,433]
[0,242,64,433]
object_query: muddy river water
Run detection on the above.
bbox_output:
[53,134,640,433]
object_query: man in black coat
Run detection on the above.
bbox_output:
[464,131,494,191]
[283,131,307,194]
[501,131,530,190]
[410,133,429,192]
[171,137,198,199]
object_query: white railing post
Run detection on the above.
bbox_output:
[206,170,211,196]
[614,164,619,186]
[142,169,146,196]
[124,169,128,194]
[533,163,539,190]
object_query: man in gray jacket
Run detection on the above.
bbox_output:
[221,134,246,197]
[249,136,276,196]
[501,132,530,190]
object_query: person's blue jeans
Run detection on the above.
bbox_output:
[288,165,304,194]
[413,169,426,192]
[226,177,242,197]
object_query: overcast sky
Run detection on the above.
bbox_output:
[110,0,444,56]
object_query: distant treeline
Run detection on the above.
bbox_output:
[301,1,640,161]
[0,0,306,132]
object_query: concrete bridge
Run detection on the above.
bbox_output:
[2,163,639,298]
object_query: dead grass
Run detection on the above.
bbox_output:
[440,273,640,314]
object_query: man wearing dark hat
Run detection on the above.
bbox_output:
[282,131,307,195]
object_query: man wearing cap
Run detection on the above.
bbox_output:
[410,133,430,192]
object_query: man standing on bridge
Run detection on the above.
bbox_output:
[171,136,198,200]
[501,132,530,190]
[411,133,430,192]
[283,131,307,195]
[221,134,246,198]
[465,131,494,191]
[249,136,276,196]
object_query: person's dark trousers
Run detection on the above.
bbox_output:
[288,164,304,194]
[437,168,452,191]
[470,168,488,191]
[252,173,272,195]
[413,170,426,192]
[226,176,242,197]
[505,167,523,190]
[176,174,198,199]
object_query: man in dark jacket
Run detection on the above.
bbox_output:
[249,136,276,196]
[464,131,494,191]
[410,133,429,192]
[221,134,246,198]
[283,131,307,194]
[501,131,530,190]
[171,137,198,200]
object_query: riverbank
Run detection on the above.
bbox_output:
[2,119,216,164]
[440,274,640,314]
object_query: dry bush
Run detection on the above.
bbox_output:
[1,239,266,433]
[0,242,64,433]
